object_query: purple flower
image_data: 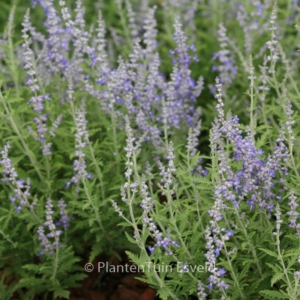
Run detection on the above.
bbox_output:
[37,198,65,255]
[225,229,234,237]
[214,249,220,257]
[216,268,226,277]
[179,262,189,273]
[0,142,32,213]
[197,281,208,300]
[212,24,237,87]
[148,246,155,255]
[286,190,299,229]
[57,199,71,229]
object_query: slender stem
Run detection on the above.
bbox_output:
[293,275,300,298]
[52,242,59,294]
[110,108,120,175]
[117,1,133,49]
[7,7,20,98]
[234,207,262,277]
[249,82,255,137]
[87,141,105,201]
[276,231,295,299]
[82,180,109,241]
[1,89,45,183]
[45,157,50,180]
[260,102,273,146]
[212,0,220,29]
[287,136,300,183]
[125,168,178,299]
[222,238,245,300]
[288,73,300,110]
[165,185,193,260]
[0,229,17,247]
[186,153,205,233]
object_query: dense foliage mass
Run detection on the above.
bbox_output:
[0,0,300,299]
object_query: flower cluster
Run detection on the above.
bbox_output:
[204,226,231,293]
[212,79,289,214]
[266,4,279,70]
[139,174,179,256]
[0,141,31,213]
[197,280,208,300]
[37,198,66,255]
[204,78,292,293]
[56,199,71,229]
[286,190,300,234]
[212,23,237,88]
[27,1,204,152]
[1,0,300,299]
[22,8,64,156]
[66,100,92,190]
[147,227,179,256]
[157,141,177,190]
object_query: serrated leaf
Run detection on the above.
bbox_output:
[89,242,104,262]
[54,288,70,299]
[157,286,171,300]
[125,250,140,266]
[259,248,278,258]
[22,264,40,273]
[271,272,284,287]
[283,249,300,257]
[125,231,138,244]
[266,263,282,273]
[259,290,289,299]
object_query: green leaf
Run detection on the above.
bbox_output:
[259,248,278,258]
[271,272,284,287]
[22,264,40,273]
[266,263,282,274]
[117,222,133,227]
[89,242,104,262]
[54,288,70,299]
[157,287,170,300]
[124,231,137,244]
[283,249,300,257]
[125,251,140,266]
[259,290,289,299]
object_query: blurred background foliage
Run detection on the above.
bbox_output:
[1,0,299,155]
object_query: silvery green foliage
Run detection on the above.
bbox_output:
[113,78,300,299]
[0,0,300,299]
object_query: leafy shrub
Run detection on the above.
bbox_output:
[0,1,300,299]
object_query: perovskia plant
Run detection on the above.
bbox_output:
[0,1,299,299]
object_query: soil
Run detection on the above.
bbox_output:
[1,250,157,300]
[61,250,157,300]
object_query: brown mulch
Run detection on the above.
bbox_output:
[67,251,157,300]
[1,251,157,300]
